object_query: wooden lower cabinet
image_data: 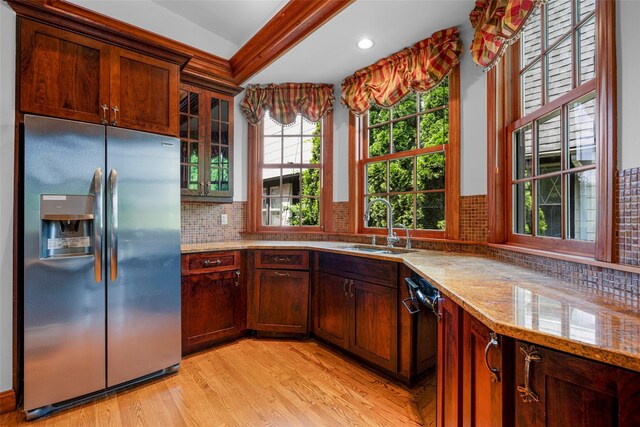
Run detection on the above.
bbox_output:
[514,341,640,427]
[437,296,462,427]
[314,269,398,373]
[253,269,309,333]
[181,268,246,354]
[462,312,513,427]
[314,272,350,349]
[350,279,398,371]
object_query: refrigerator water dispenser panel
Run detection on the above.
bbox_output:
[40,194,94,259]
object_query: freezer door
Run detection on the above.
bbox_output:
[23,115,106,411]
[106,127,181,386]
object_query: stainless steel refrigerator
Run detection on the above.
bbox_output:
[23,115,181,419]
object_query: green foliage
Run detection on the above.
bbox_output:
[366,79,450,231]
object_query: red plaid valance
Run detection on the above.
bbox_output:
[240,83,334,126]
[341,27,462,116]
[470,0,542,68]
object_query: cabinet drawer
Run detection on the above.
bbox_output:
[181,251,240,275]
[317,252,397,288]
[255,250,309,270]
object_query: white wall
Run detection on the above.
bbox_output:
[459,28,488,196]
[0,3,16,393]
[617,0,640,171]
[233,95,248,201]
[332,88,350,203]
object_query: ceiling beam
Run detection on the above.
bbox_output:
[230,0,355,84]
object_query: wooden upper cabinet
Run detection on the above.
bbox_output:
[179,83,234,201]
[19,19,179,136]
[110,48,179,136]
[19,19,110,124]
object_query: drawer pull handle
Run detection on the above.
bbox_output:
[343,279,349,297]
[517,344,541,403]
[273,271,290,278]
[484,332,501,383]
[349,279,354,298]
[202,259,222,267]
[273,256,291,263]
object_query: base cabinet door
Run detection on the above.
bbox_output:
[462,312,512,427]
[437,296,462,427]
[182,269,244,354]
[253,269,309,333]
[349,279,398,372]
[514,342,640,427]
[314,272,350,350]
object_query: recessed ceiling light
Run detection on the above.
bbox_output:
[357,38,374,50]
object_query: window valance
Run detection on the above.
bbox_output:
[240,83,334,126]
[469,0,542,69]
[341,27,462,116]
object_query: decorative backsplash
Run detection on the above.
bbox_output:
[617,167,640,267]
[181,202,247,244]
[459,195,487,242]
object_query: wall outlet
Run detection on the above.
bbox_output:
[221,214,228,225]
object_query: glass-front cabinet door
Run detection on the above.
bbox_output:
[179,84,234,202]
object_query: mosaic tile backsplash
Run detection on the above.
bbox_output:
[617,167,640,266]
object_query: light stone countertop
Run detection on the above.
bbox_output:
[181,240,640,372]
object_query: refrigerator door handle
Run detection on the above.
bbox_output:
[93,168,103,283]
[109,169,119,282]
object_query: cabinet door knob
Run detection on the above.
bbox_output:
[484,332,501,383]
[517,344,541,403]
[100,104,109,125]
[111,106,119,126]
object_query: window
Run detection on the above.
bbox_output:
[358,69,459,238]
[248,113,333,232]
[498,0,615,257]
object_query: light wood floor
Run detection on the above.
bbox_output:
[1,339,436,426]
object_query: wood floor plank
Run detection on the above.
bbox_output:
[0,339,436,426]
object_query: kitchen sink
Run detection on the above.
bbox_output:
[339,244,416,255]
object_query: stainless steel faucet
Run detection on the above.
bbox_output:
[365,198,400,247]
[395,223,412,249]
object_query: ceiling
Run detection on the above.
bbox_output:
[248,0,475,85]
[152,0,288,47]
[68,0,476,85]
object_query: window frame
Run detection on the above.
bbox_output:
[352,65,461,240]
[487,0,616,261]
[247,111,334,233]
